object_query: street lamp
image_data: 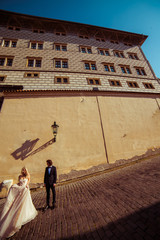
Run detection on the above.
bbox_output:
[51,121,59,141]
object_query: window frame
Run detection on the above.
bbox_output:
[95,37,105,42]
[2,39,17,48]
[8,26,20,31]
[54,43,67,51]
[108,80,122,87]
[87,78,101,85]
[143,82,155,89]
[32,29,45,34]
[0,75,7,82]
[103,63,116,72]
[24,72,40,78]
[98,48,110,56]
[30,41,44,50]
[127,81,139,88]
[135,67,146,76]
[79,34,89,39]
[80,46,92,54]
[114,50,125,58]
[84,61,97,70]
[110,40,119,44]
[54,59,68,69]
[26,57,42,68]
[128,53,139,60]
[54,76,70,84]
[55,31,66,36]
[0,56,14,67]
[120,65,132,74]
[124,42,132,46]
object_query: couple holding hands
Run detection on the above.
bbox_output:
[0,159,57,239]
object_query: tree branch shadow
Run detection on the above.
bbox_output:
[11,138,55,161]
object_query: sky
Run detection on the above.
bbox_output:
[0,0,160,77]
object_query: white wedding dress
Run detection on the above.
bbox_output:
[0,178,38,239]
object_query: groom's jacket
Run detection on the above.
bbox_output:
[44,166,57,185]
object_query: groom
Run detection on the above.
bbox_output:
[44,159,57,209]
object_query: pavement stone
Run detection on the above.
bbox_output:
[0,156,160,240]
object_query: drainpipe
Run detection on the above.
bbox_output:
[96,96,109,164]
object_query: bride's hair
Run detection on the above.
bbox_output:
[21,167,29,177]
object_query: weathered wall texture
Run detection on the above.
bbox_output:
[0,96,106,184]
[0,95,160,185]
[98,96,160,162]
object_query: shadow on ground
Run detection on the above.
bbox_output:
[60,201,160,240]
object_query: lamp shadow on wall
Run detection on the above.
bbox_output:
[11,138,55,161]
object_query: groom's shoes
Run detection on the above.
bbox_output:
[51,203,55,210]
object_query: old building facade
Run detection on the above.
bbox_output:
[0,10,160,187]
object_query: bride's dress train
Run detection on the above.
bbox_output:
[0,178,38,239]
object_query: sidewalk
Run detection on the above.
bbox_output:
[0,156,160,240]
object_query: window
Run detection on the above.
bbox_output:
[87,78,101,85]
[143,82,154,89]
[109,80,122,87]
[54,59,68,68]
[6,59,13,66]
[27,58,42,67]
[62,45,67,51]
[55,60,61,68]
[80,46,92,54]
[127,81,139,88]
[120,65,131,74]
[55,31,66,36]
[79,34,89,39]
[55,45,60,51]
[104,63,115,72]
[114,51,125,58]
[0,58,5,66]
[110,40,119,44]
[55,77,69,84]
[8,26,20,31]
[30,41,43,50]
[135,67,146,76]
[24,72,40,78]
[32,29,44,33]
[95,37,105,42]
[2,39,17,48]
[55,44,67,51]
[124,42,132,46]
[84,62,97,70]
[0,76,6,82]
[98,49,110,56]
[0,56,14,66]
[128,53,139,60]
[62,61,68,68]
[11,41,17,48]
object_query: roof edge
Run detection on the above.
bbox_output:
[0,9,148,44]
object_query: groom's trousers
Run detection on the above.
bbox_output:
[46,184,56,206]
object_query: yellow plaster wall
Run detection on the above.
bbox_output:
[0,96,106,183]
[98,96,160,162]
[0,95,160,185]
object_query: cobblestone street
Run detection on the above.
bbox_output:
[0,157,160,240]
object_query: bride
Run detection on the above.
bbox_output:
[0,167,38,239]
